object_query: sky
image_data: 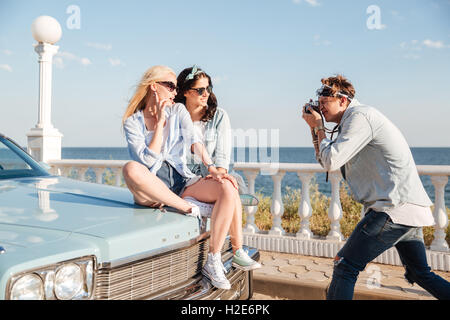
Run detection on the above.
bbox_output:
[0,0,449,148]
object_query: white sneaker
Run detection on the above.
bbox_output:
[202,252,231,290]
[184,196,214,218]
[232,248,262,271]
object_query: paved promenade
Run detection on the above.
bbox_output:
[252,251,450,300]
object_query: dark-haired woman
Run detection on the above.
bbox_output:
[175,66,261,285]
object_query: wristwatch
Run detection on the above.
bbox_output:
[313,126,325,135]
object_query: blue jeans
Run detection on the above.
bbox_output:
[326,209,450,300]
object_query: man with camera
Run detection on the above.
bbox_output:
[301,75,450,300]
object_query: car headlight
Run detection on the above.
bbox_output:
[55,263,83,300]
[7,256,95,300]
[10,274,44,300]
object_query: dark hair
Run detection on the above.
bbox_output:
[174,66,218,122]
[320,74,355,101]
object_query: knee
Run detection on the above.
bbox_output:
[123,161,146,183]
[332,255,361,279]
[218,179,238,198]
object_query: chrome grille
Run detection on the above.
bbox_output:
[95,238,232,300]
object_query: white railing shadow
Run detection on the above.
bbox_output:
[47,159,450,271]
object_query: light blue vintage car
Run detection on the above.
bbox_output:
[0,133,259,300]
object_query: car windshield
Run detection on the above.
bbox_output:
[0,136,50,180]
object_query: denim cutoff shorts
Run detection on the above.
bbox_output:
[155,161,188,196]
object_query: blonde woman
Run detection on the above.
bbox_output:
[121,65,259,290]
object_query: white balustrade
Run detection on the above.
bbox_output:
[269,171,286,236]
[46,160,450,270]
[430,175,449,252]
[297,172,313,239]
[243,170,259,234]
[326,171,344,241]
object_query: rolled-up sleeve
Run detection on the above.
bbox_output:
[319,112,373,172]
[123,117,161,169]
[214,111,232,170]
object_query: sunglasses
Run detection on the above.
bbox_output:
[157,81,177,92]
[189,86,212,96]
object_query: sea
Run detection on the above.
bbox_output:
[61,147,450,204]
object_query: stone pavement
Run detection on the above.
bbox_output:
[252,251,450,300]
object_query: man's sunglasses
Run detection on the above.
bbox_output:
[189,86,213,96]
[157,81,177,92]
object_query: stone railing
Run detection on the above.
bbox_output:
[47,159,450,271]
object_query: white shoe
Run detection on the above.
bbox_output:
[184,196,214,218]
[202,252,231,290]
[232,248,262,271]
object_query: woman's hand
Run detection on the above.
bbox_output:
[205,167,239,190]
[152,90,170,125]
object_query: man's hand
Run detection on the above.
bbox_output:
[302,102,323,129]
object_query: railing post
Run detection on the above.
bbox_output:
[94,168,103,184]
[430,175,449,252]
[112,168,122,187]
[296,172,313,239]
[327,171,344,241]
[79,167,88,182]
[269,171,285,236]
[243,170,259,234]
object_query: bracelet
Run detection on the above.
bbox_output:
[313,126,325,135]
[207,163,216,170]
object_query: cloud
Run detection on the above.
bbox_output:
[86,42,112,51]
[1,49,13,55]
[399,39,449,60]
[423,39,446,49]
[292,0,320,6]
[305,0,320,6]
[108,58,124,67]
[80,58,92,66]
[55,51,92,67]
[313,34,331,46]
[53,57,64,69]
[0,64,12,72]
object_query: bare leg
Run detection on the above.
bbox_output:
[122,161,192,212]
[182,178,238,254]
[228,192,243,254]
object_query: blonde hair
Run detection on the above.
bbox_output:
[122,65,176,124]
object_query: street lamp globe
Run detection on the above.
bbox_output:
[31,16,62,44]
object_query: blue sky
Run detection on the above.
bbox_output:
[1,0,449,147]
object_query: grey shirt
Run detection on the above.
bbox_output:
[318,99,433,226]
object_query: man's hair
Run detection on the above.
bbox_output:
[320,75,355,100]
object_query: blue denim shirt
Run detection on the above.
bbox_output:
[123,103,202,179]
[187,107,232,177]
[318,99,433,214]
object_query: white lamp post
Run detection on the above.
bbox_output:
[27,16,63,163]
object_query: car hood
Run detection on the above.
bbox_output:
[0,177,201,262]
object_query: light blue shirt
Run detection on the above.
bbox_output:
[187,107,232,177]
[123,103,202,180]
[318,99,433,219]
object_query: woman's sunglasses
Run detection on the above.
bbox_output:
[157,81,177,92]
[189,86,213,96]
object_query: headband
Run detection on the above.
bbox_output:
[316,84,352,101]
[184,65,204,83]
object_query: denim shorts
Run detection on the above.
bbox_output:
[155,161,188,196]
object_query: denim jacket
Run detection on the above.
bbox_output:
[318,99,432,213]
[187,107,232,177]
